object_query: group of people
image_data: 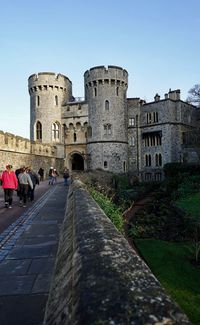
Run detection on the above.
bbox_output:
[0,164,71,209]
[0,164,39,209]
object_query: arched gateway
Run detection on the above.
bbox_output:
[71,153,84,171]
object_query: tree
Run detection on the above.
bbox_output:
[187,84,200,107]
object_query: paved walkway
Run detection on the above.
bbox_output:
[0,181,68,325]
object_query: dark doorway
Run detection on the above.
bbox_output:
[71,153,84,170]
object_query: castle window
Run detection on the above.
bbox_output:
[37,96,40,106]
[74,133,77,142]
[145,154,151,167]
[36,121,42,140]
[129,118,135,126]
[153,112,158,123]
[94,87,97,97]
[87,126,92,137]
[145,173,152,181]
[104,161,108,168]
[84,122,88,130]
[147,113,152,124]
[104,124,112,135]
[55,95,58,106]
[156,135,162,146]
[116,87,119,96]
[129,136,135,146]
[76,122,81,130]
[155,153,162,166]
[123,161,126,172]
[52,122,60,141]
[144,136,149,147]
[155,173,162,181]
[69,123,74,130]
[105,100,110,111]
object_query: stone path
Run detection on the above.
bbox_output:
[0,182,68,325]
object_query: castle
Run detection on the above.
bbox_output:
[28,65,200,181]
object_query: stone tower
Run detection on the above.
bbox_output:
[28,72,72,144]
[84,65,128,173]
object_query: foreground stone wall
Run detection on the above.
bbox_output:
[43,180,191,325]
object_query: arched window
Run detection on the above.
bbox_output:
[76,122,81,130]
[36,121,42,140]
[52,122,60,141]
[105,100,110,111]
[145,154,151,167]
[69,123,74,130]
[55,95,58,106]
[155,153,162,166]
[37,96,40,106]
[104,124,112,135]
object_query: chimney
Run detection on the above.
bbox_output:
[154,93,160,102]
[165,93,168,99]
[168,89,181,101]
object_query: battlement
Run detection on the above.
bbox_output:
[0,130,57,157]
[28,71,73,101]
[84,65,128,82]
[28,72,71,84]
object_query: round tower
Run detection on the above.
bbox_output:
[84,65,128,173]
[28,72,72,144]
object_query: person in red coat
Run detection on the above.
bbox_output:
[0,164,18,208]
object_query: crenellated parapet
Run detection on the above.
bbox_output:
[28,72,72,97]
[0,130,57,157]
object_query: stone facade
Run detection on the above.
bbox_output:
[28,66,200,180]
[0,131,63,177]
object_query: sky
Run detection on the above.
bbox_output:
[0,0,200,138]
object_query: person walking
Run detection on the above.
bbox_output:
[38,167,44,181]
[48,167,54,185]
[27,167,40,202]
[18,167,33,207]
[0,164,18,208]
[63,168,69,186]
[52,168,59,185]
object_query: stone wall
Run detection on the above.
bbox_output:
[0,131,64,176]
[43,180,191,325]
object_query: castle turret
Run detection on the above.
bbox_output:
[84,65,128,173]
[28,72,72,144]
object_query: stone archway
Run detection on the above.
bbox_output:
[71,153,84,171]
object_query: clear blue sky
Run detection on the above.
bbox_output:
[0,0,200,138]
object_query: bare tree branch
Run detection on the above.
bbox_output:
[187,84,200,107]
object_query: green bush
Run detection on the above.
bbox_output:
[90,188,124,233]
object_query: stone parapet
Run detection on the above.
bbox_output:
[0,130,64,174]
[43,180,191,325]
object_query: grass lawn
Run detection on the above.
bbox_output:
[175,192,200,219]
[135,239,200,325]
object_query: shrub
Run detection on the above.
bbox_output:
[89,188,124,233]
